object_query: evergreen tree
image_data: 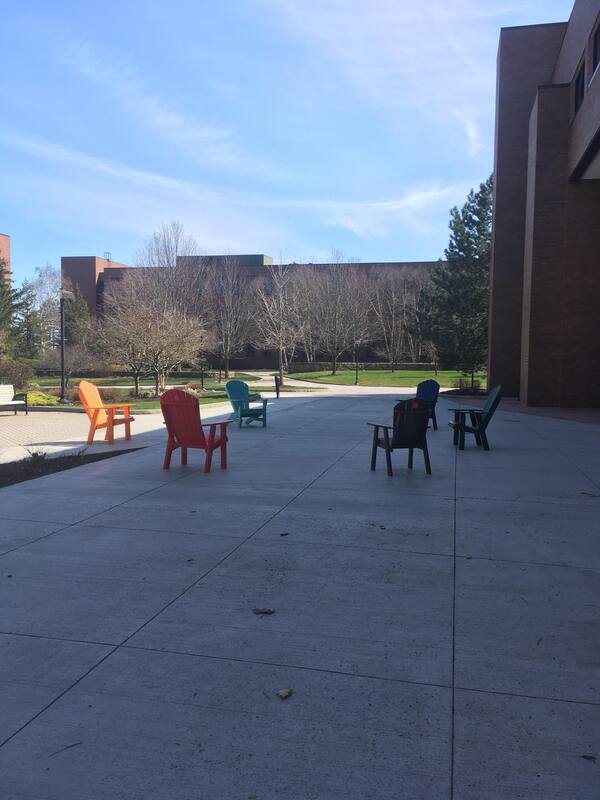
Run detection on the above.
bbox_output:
[429,175,493,384]
[64,284,92,347]
[13,281,43,359]
[0,259,25,356]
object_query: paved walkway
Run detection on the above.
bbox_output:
[0,393,598,798]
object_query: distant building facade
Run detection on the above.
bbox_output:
[61,253,439,318]
[489,0,600,407]
[0,233,10,282]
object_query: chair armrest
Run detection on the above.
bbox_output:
[367,422,392,429]
[448,407,482,414]
[100,403,137,409]
[201,420,233,428]
[248,393,262,401]
[13,392,27,401]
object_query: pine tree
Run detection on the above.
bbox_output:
[429,175,493,384]
[13,281,43,359]
[0,259,25,356]
[64,285,92,347]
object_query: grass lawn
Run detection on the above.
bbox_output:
[290,369,487,388]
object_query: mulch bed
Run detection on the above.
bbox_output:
[0,449,142,489]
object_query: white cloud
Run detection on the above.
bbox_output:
[2,130,464,256]
[261,0,521,160]
[305,185,469,237]
[62,41,279,177]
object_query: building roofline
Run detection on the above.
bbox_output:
[500,21,567,33]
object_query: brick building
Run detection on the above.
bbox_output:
[489,0,600,407]
[0,233,10,282]
[61,253,439,317]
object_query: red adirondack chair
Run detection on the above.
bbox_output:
[160,389,232,473]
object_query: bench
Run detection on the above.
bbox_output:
[0,384,28,415]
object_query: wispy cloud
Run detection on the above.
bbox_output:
[62,41,280,177]
[262,0,523,159]
[313,185,467,237]
[2,130,463,249]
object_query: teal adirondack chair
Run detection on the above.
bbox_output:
[226,380,268,428]
[448,384,502,450]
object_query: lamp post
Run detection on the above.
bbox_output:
[199,335,205,390]
[59,287,74,403]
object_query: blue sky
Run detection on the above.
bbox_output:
[1,0,574,283]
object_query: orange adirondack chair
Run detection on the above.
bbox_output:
[160,389,231,473]
[79,380,135,445]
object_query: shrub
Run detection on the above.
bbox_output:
[0,359,34,390]
[27,391,59,406]
[99,387,121,403]
[46,386,79,402]
[453,376,481,392]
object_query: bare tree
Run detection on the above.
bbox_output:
[344,269,373,384]
[369,268,409,369]
[38,344,103,387]
[291,267,320,363]
[30,264,60,351]
[311,261,357,375]
[134,221,206,316]
[99,279,151,396]
[205,258,253,378]
[143,309,204,395]
[102,225,207,395]
[254,263,301,384]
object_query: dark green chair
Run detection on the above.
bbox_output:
[449,384,502,450]
[368,398,432,476]
[226,379,267,428]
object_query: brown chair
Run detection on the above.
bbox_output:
[79,380,134,444]
[368,398,432,476]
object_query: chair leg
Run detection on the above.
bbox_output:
[470,412,482,446]
[238,412,243,428]
[125,419,131,441]
[480,426,490,451]
[104,410,115,444]
[408,448,414,469]
[459,426,465,450]
[262,412,266,428]
[181,447,187,466]
[370,426,379,470]
[383,428,393,477]
[423,441,432,475]
[163,439,174,469]
[431,408,437,431]
[452,413,459,445]
[87,409,99,445]
[204,426,217,473]
[220,425,228,469]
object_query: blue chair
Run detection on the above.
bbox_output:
[416,379,440,430]
[226,380,267,428]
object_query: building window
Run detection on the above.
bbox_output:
[594,25,600,74]
[574,61,585,113]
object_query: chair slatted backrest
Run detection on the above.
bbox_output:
[0,385,15,403]
[481,384,502,428]
[79,381,108,426]
[416,379,440,405]
[391,398,430,448]
[160,389,206,448]
[226,379,249,410]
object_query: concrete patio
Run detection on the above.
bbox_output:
[0,392,598,798]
